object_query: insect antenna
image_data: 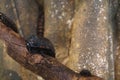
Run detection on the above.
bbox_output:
[36,5,44,38]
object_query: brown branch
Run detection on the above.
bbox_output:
[0,22,103,80]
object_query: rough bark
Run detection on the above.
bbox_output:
[0,0,39,80]
[0,0,119,80]
[0,22,103,80]
[45,0,74,63]
[115,0,120,79]
[67,0,118,80]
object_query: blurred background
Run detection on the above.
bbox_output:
[0,0,120,80]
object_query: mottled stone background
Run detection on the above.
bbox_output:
[0,0,120,80]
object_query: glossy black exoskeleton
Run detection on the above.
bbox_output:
[26,36,55,57]
[79,69,92,77]
[26,5,55,57]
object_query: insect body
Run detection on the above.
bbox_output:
[26,36,55,57]
[26,6,55,57]
[0,6,55,58]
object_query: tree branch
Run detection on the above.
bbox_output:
[0,22,103,80]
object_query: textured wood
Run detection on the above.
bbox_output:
[0,0,119,80]
[115,0,120,79]
[0,22,103,80]
[12,0,39,39]
[0,0,40,80]
[45,0,75,64]
[67,0,117,80]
